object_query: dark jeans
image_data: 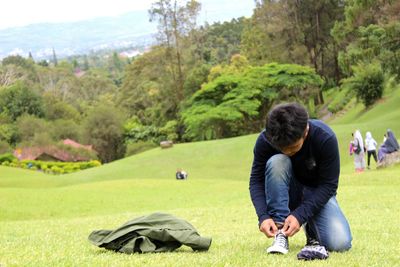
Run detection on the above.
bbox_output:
[367,150,377,166]
[265,154,352,251]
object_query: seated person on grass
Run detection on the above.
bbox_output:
[378,129,399,163]
[176,168,188,180]
[249,103,352,260]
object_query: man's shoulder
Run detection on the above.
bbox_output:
[309,119,336,139]
[254,130,276,153]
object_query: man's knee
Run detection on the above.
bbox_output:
[324,219,352,252]
[265,154,292,183]
[266,154,292,172]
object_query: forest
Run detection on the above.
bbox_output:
[0,0,399,163]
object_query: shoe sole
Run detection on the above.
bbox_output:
[266,247,288,254]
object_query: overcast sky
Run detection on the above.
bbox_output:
[0,0,153,30]
[0,0,255,30]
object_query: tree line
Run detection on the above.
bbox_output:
[1,0,399,163]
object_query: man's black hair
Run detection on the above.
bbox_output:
[265,102,309,149]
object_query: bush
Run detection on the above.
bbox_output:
[342,62,384,107]
[16,160,102,174]
[159,120,179,142]
[0,153,16,164]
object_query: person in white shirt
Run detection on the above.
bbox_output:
[365,131,377,169]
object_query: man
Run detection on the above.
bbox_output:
[249,103,352,259]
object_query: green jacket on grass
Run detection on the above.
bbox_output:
[88,212,212,254]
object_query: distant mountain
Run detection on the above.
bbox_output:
[0,11,156,60]
[0,0,254,60]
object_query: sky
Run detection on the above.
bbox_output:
[0,0,255,30]
[0,0,153,30]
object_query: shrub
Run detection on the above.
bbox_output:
[341,62,384,107]
[0,153,16,164]
[13,160,103,174]
[159,120,179,142]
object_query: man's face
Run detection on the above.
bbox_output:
[280,125,309,157]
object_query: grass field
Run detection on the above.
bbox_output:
[1,88,400,266]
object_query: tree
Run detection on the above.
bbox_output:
[51,119,82,141]
[149,0,201,101]
[52,48,58,66]
[192,18,247,65]
[15,114,49,144]
[341,61,384,107]
[181,61,323,141]
[74,69,118,105]
[241,1,308,66]
[332,0,400,79]
[242,0,344,96]
[43,96,81,121]
[1,55,39,85]
[119,46,177,126]
[83,105,126,163]
[0,81,44,121]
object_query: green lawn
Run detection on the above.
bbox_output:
[1,88,400,266]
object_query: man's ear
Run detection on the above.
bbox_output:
[303,124,309,139]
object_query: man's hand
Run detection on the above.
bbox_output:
[259,218,278,238]
[282,215,300,237]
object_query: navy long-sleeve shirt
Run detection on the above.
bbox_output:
[249,119,340,226]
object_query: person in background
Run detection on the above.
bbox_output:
[364,132,378,169]
[378,129,400,162]
[352,130,366,173]
[176,168,188,180]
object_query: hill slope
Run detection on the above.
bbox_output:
[1,87,399,188]
[0,88,399,266]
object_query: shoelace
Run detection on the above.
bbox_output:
[273,231,287,248]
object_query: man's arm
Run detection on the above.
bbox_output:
[249,134,270,225]
[291,135,340,225]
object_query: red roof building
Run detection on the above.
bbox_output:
[14,140,96,162]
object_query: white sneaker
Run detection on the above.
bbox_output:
[266,230,289,254]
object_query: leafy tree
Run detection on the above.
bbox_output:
[74,69,118,104]
[341,61,384,107]
[192,18,247,65]
[0,81,44,121]
[119,46,177,126]
[0,123,18,146]
[15,114,49,144]
[243,0,344,90]
[51,119,82,141]
[83,105,126,163]
[337,23,400,80]
[1,55,39,85]
[332,0,400,79]
[43,97,81,121]
[241,1,309,66]
[183,63,210,96]
[182,61,323,140]
[36,63,79,101]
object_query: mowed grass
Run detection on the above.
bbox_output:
[1,88,400,266]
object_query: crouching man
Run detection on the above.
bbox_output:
[249,103,352,260]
